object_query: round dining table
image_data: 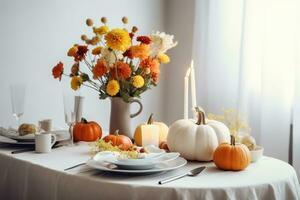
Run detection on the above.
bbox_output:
[0,142,299,200]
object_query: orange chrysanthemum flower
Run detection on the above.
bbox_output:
[92,46,102,55]
[152,72,160,84]
[90,36,100,45]
[129,44,150,60]
[52,62,64,81]
[111,61,132,79]
[92,59,107,79]
[140,58,160,73]
[140,58,160,83]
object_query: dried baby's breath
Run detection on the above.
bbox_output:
[208,108,251,138]
[91,139,140,159]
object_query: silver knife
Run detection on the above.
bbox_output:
[11,144,63,154]
[64,162,86,171]
[158,166,206,185]
[64,161,117,171]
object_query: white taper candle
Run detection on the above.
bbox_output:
[184,68,191,119]
[190,60,197,109]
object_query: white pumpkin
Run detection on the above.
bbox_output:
[241,135,256,151]
[167,108,230,161]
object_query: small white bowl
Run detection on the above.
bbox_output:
[250,145,264,162]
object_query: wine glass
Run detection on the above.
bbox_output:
[63,91,76,145]
[10,83,26,127]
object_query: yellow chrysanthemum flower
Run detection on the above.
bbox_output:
[67,46,78,57]
[70,76,83,91]
[92,46,102,55]
[105,28,131,51]
[158,53,170,64]
[132,75,145,88]
[106,80,120,96]
[93,26,109,35]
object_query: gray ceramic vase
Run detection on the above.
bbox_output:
[109,97,143,138]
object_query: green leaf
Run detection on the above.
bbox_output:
[81,73,90,82]
[121,92,131,103]
[99,92,107,99]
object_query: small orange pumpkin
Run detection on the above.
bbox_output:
[73,118,102,142]
[103,130,133,150]
[213,135,251,171]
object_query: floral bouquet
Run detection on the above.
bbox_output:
[52,17,177,102]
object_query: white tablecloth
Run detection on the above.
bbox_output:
[0,142,299,200]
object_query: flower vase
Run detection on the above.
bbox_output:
[109,97,143,138]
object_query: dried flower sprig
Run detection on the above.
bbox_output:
[207,108,251,138]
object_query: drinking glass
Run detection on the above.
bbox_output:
[63,91,76,145]
[10,83,26,127]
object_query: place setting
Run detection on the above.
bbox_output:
[0,84,78,153]
[87,149,184,173]
[0,124,70,153]
[0,97,73,153]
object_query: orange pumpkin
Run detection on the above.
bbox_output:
[213,135,251,171]
[103,130,133,150]
[73,118,102,142]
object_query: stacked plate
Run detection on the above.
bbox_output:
[0,127,70,146]
[86,148,187,174]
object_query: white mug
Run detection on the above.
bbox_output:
[35,133,56,153]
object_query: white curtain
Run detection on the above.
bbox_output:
[193,0,300,176]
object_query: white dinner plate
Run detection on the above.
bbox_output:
[0,135,18,144]
[93,151,180,170]
[8,134,35,141]
[8,130,70,141]
[0,137,34,145]
[0,130,71,145]
[86,157,187,174]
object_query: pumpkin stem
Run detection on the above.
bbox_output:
[195,107,206,125]
[230,135,235,146]
[81,118,88,124]
[147,113,154,124]
[114,129,119,136]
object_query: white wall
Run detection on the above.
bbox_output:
[0,0,166,131]
[164,0,195,124]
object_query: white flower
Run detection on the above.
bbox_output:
[150,31,177,57]
[101,48,123,67]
